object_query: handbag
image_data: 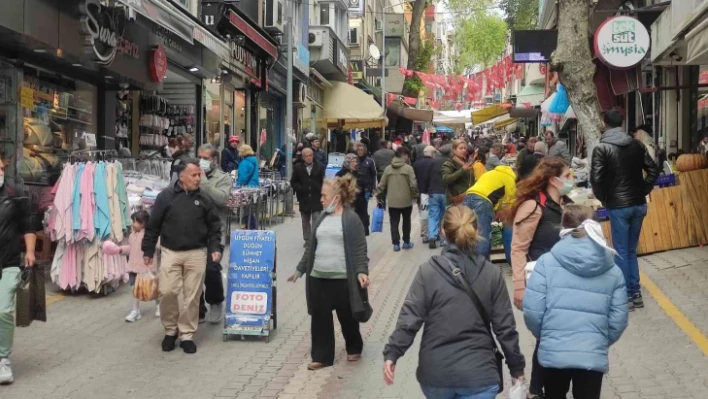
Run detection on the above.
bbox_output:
[353,285,373,323]
[441,257,505,392]
[451,192,466,205]
[16,267,47,327]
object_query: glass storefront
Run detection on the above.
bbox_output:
[696,66,707,153]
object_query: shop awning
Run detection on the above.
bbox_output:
[388,103,434,122]
[434,125,455,133]
[509,107,539,118]
[471,105,508,125]
[433,110,473,128]
[686,21,708,64]
[495,116,520,129]
[516,84,545,107]
[319,82,387,129]
[117,0,194,43]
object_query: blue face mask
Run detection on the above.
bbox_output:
[324,196,340,213]
[199,159,212,172]
[556,177,574,196]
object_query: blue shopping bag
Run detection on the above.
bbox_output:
[371,205,385,233]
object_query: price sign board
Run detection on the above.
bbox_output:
[225,230,276,337]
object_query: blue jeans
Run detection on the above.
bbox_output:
[608,204,647,296]
[420,384,499,399]
[502,225,513,264]
[463,194,494,259]
[427,193,447,240]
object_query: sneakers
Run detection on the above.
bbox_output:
[632,292,644,308]
[0,358,13,385]
[180,340,197,354]
[125,309,141,322]
[422,237,429,244]
[198,314,207,324]
[393,244,401,252]
[208,303,223,325]
[402,242,414,250]
[162,335,177,352]
[429,240,437,249]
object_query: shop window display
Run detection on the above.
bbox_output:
[20,68,97,186]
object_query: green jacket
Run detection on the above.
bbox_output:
[441,158,474,203]
[199,168,232,209]
[377,157,419,208]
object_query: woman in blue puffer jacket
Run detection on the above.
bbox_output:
[236,144,260,188]
[523,205,628,399]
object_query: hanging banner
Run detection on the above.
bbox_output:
[226,230,276,336]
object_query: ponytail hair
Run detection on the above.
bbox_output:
[324,174,359,206]
[442,205,480,251]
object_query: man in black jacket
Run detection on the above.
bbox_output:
[142,160,222,354]
[220,135,241,173]
[590,109,659,310]
[291,148,325,247]
[373,140,395,184]
[356,143,377,201]
[413,146,435,244]
[0,157,36,384]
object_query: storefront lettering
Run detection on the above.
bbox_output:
[79,0,126,65]
[150,44,168,83]
[594,16,650,69]
[231,41,261,82]
[337,45,348,72]
[154,25,183,53]
[117,37,139,59]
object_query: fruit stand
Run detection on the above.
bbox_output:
[600,167,708,255]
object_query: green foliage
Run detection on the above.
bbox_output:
[452,11,507,70]
[499,0,539,30]
[403,41,438,96]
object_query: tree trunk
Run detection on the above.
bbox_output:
[550,0,603,159]
[403,0,427,97]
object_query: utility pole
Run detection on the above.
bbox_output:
[381,5,386,113]
[284,0,294,215]
[285,1,294,180]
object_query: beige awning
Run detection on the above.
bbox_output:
[318,82,387,129]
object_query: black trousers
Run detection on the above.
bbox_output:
[199,260,225,316]
[530,341,546,395]
[543,368,603,399]
[389,206,413,245]
[309,277,363,365]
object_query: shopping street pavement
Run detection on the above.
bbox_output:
[3,206,708,399]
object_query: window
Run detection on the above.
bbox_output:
[320,4,330,25]
[350,27,359,45]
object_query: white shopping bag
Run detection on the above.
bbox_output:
[524,261,537,281]
[509,381,526,399]
[419,193,429,220]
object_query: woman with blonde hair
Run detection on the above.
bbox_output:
[288,175,372,370]
[383,205,525,399]
[236,144,259,187]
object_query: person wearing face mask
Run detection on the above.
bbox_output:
[196,144,232,324]
[506,156,573,399]
[142,160,223,354]
[287,175,371,371]
[0,157,36,384]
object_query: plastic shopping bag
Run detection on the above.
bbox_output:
[133,272,160,302]
[524,261,537,281]
[509,381,526,399]
[371,205,385,233]
[419,194,429,221]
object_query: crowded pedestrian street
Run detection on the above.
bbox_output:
[1,207,707,399]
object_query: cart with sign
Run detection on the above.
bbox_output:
[223,230,277,343]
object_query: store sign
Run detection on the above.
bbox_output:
[335,39,349,74]
[116,0,194,44]
[594,16,650,69]
[348,0,364,16]
[227,10,278,58]
[79,0,127,65]
[350,60,364,81]
[385,14,405,37]
[154,24,183,53]
[268,66,287,94]
[117,37,139,59]
[193,25,230,61]
[231,41,262,87]
[149,44,167,82]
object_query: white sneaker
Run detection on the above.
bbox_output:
[0,358,14,385]
[125,310,142,322]
[208,303,223,324]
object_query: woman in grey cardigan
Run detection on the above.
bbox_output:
[288,175,372,370]
[383,205,525,399]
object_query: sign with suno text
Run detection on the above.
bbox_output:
[226,230,276,336]
[594,16,650,70]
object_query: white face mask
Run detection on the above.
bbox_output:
[199,159,212,172]
[324,195,340,213]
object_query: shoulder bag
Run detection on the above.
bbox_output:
[442,257,504,392]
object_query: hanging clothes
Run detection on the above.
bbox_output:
[115,163,131,230]
[107,163,124,242]
[71,163,85,238]
[76,162,96,242]
[94,162,111,240]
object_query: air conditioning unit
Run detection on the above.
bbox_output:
[349,28,360,46]
[264,0,284,34]
[294,82,307,108]
[309,31,324,47]
[375,18,383,31]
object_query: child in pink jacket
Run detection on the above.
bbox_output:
[121,210,159,322]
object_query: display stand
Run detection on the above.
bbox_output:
[223,230,277,343]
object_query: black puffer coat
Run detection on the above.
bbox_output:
[590,128,659,208]
[0,188,32,271]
